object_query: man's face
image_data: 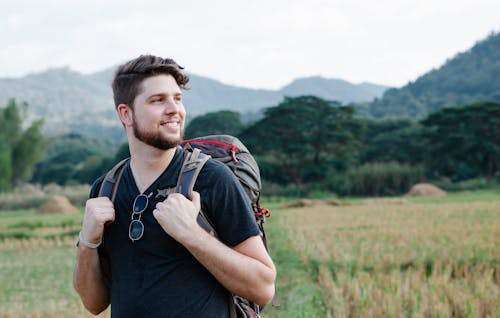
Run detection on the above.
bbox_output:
[131,74,186,150]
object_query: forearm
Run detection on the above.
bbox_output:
[72,246,110,315]
[182,228,276,307]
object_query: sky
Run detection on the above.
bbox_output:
[1,0,499,90]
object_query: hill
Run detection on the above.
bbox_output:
[281,76,388,103]
[0,66,388,142]
[370,31,500,118]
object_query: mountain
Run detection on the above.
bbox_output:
[370,31,500,118]
[281,76,389,104]
[0,67,388,142]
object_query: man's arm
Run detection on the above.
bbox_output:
[186,230,276,307]
[73,197,115,314]
[153,192,276,307]
[73,245,110,314]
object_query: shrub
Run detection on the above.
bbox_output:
[330,162,425,196]
[432,177,496,192]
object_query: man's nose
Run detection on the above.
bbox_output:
[163,98,182,114]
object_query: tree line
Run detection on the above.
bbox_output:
[1,97,498,196]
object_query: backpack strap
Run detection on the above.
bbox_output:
[176,147,210,199]
[177,148,219,236]
[98,157,130,201]
[97,149,211,203]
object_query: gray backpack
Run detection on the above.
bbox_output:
[99,135,276,318]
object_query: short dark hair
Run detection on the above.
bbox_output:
[111,55,189,109]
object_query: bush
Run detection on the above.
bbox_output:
[328,162,426,196]
[432,177,497,192]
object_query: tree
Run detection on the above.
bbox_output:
[0,139,12,192]
[114,142,130,162]
[361,119,426,165]
[0,99,45,191]
[185,111,245,139]
[241,96,364,186]
[422,101,500,180]
[11,120,45,184]
[32,133,118,185]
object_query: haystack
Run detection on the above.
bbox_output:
[282,198,350,208]
[406,183,446,197]
[37,195,79,214]
[283,199,322,208]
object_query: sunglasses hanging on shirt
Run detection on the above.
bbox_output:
[129,192,152,242]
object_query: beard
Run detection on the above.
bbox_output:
[132,116,184,150]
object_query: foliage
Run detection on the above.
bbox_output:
[184,110,245,138]
[0,99,45,191]
[426,177,496,193]
[0,139,12,192]
[242,96,364,186]
[422,101,500,181]
[361,119,426,164]
[114,142,130,161]
[32,133,118,185]
[4,95,497,196]
[334,161,426,196]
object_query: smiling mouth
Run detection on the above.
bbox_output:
[161,116,179,124]
[160,118,182,130]
[162,122,179,127]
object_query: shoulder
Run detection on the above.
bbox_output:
[202,157,231,174]
[89,157,131,199]
[194,156,244,201]
[198,157,237,186]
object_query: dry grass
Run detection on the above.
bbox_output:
[1,191,498,317]
[277,200,500,317]
[0,183,90,210]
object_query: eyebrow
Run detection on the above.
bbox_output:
[147,92,183,99]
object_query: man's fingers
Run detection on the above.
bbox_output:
[85,197,115,224]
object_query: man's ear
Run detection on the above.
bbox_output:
[117,104,133,126]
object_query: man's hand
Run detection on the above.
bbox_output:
[81,197,115,245]
[152,191,201,243]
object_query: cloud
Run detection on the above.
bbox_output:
[1,0,499,88]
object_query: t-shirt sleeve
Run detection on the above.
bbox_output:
[196,160,260,247]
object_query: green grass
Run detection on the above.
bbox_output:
[262,214,327,317]
[0,209,82,241]
[0,245,80,314]
[0,209,107,317]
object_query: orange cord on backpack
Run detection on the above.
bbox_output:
[254,206,271,220]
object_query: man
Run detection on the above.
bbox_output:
[73,55,276,317]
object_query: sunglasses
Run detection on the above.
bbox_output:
[129,193,150,242]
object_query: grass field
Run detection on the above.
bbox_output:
[0,189,499,317]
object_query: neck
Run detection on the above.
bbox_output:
[129,141,177,193]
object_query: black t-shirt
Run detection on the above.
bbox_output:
[90,147,260,318]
